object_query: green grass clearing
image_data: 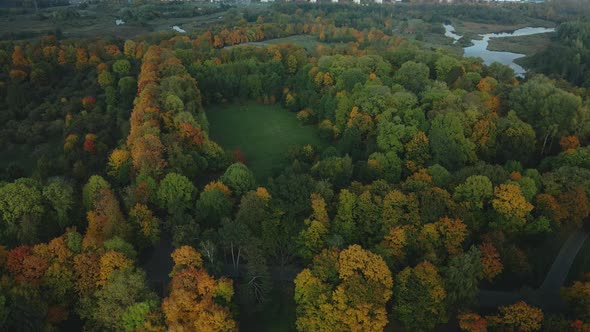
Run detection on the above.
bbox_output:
[226,35,325,52]
[206,102,324,182]
[260,35,325,51]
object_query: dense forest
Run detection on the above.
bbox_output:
[0,1,590,331]
[525,20,590,87]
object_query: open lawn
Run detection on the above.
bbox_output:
[260,35,325,51]
[226,34,325,52]
[206,102,324,182]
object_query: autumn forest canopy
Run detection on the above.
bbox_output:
[1,0,590,331]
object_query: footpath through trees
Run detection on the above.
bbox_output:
[478,231,589,311]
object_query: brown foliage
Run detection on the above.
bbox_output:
[163,247,237,331]
[458,312,488,332]
[487,301,543,332]
[479,242,503,282]
[560,135,580,153]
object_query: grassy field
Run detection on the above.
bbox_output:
[206,102,324,182]
[227,35,325,52]
[260,35,325,51]
[487,32,554,56]
[0,3,233,40]
[567,237,590,283]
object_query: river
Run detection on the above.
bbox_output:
[444,24,555,76]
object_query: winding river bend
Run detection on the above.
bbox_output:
[444,24,555,76]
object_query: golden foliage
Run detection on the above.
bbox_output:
[255,187,271,201]
[487,301,543,332]
[171,246,203,274]
[107,149,131,175]
[98,251,133,287]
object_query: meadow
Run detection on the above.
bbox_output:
[0,2,234,40]
[206,102,324,182]
[248,35,324,51]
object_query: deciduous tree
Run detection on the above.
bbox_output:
[220,163,256,196]
[487,301,544,332]
[162,246,237,332]
[156,173,195,215]
[479,242,503,282]
[562,280,590,321]
[393,261,447,331]
[294,245,393,332]
[492,184,533,231]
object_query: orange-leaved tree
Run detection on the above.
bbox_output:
[162,246,237,332]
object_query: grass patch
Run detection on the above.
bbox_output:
[228,35,325,52]
[487,32,554,56]
[261,35,324,51]
[206,102,324,182]
[567,237,590,283]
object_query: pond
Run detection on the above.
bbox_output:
[443,24,462,43]
[444,24,555,76]
[172,25,186,33]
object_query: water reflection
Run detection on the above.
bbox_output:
[443,24,461,44]
[444,24,555,76]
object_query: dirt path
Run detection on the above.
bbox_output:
[540,231,589,291]
[141,232,174,296]
[478,231,588,311]
[142,228,588,311]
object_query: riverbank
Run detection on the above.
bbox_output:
[443,23,555,76]
[487,32,555,56]
[453,19,556,35]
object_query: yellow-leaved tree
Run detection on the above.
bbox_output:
[294,245,393,332]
